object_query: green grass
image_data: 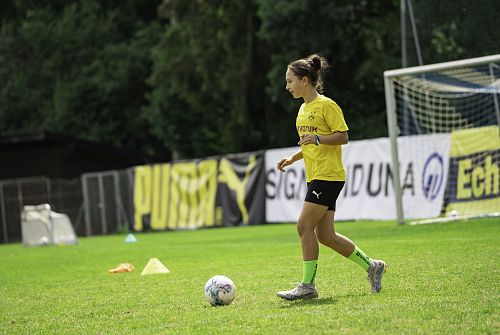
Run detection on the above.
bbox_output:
[0,219,499,334]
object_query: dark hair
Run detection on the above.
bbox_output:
[288,54,329,93]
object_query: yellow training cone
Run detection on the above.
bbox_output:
[141,258,170,275]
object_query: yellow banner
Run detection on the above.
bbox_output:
[132,151,265,231]
[450,126,500,157]
[446,126,500,215]
[133,160,217,231]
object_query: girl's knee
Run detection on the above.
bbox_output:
[297,219,315,236]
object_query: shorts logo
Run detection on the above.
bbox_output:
[422,152,444,202]
[312,190,322,199]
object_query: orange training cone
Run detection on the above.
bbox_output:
[108,263,135,273]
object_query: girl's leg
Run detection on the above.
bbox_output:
[316,211,370,270]
[277,201,327,301]
[296,201,328,261]
[297,202,329,285]
[315,211,387,293]
[314,210,355,257]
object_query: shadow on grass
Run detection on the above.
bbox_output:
[278,296,336,308]
[277,290,372,308]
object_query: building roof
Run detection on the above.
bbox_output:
[0,130,167,179]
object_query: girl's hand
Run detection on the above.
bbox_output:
[276,157,294,172]
[298,134,316,146]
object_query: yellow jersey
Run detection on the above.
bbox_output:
[296,95,349,182]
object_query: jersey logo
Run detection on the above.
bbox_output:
[312,191,322,199]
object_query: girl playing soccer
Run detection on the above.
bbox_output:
[276,54,386,300]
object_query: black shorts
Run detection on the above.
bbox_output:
[305,180,345,211]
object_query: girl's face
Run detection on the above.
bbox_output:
[285,68,307,99]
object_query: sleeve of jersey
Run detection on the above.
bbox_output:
[324,102,349,133]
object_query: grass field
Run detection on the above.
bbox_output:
[0,219,498,334]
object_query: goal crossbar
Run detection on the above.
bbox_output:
[384,54,500,78]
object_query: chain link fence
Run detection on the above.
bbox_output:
[402,0,500,67]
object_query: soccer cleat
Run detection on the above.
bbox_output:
[277,283,318,301]
[367,260,387,293]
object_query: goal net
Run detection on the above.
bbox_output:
[384,54,500,224]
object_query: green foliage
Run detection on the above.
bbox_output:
[146,0,264,158]
[257,0,401,141]
[405,0,500,65]
[0,0,163,155]
[0,219,498,334]
[431,22,465,59]
[1,0,499,159]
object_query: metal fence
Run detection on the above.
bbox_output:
[0,177,83,243]
[0,170,134,244]
[81,169,134,237]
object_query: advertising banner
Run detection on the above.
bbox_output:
[445,126,500,215]
[216,152,266,226]
[265,147,306,222]
[265,134,451,222]
[337,134,450,220]
[132,151,265,231]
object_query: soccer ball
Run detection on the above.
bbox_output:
[204,275,236,306]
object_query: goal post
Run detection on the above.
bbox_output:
[384,54,500,224]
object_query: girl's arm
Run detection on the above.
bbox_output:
[276,150,303,172]
[298,131,348,146]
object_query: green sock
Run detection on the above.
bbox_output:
[348,246,372,271]
[302,260,318,284]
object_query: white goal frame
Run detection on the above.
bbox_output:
[384,54,500,224]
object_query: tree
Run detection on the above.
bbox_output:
[146,0,268,159]
[256,0,401,142]
[0,0,164,155]
[5,0,497,161]
[404,0,500,65]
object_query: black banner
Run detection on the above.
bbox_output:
[216,151,265,226]
[132,151,265,231]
